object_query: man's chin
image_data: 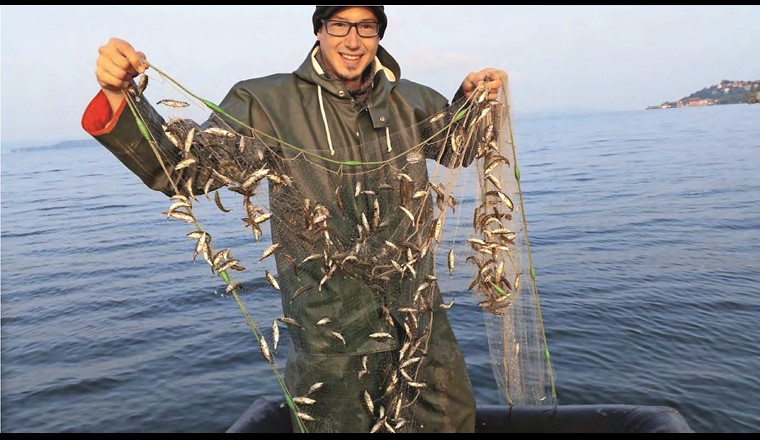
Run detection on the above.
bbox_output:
[336,71,362,84]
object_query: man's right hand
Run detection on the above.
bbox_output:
[95,37,148,113]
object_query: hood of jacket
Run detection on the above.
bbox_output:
[293,42,401,131]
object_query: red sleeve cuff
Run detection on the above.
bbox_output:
[81,91,126,135]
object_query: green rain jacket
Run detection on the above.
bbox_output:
[94,43,476,432]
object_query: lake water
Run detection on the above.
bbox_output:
[1,104,758,432]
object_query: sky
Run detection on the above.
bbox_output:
[1,5,759,147]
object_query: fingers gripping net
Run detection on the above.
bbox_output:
[124,68,555,432]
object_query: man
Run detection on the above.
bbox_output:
[83,5,502,432]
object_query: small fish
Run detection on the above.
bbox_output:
[297,412,315,422]
[212,249,231,269]
[170,194,190,204]
[164,128,180,148]
[399,368,414,382]
[183,176,197,202]
[439,299,455,309]
[429,112,445,123]
[316,317,332,326]
[157,98,190,108]
[203,177,215,199]
[331,331,346,345]
[265,271,280,290]
[192,232,209,262]
[258,243,280,262]
[272,319,280,352]
[433,217,443,243]
[385,240,399,251]
[358,355,369,379]
[183,127,195,154]
[185,230,206,240]
[276,316,302,328]
[486,174,503,191]
[393,399,404,421]
[370,419,384,434]
[397,172,413,182]
[242,167,270,190]
[307,382,324,395]
[372,199,380,229]
[292,397,317,406]
[169,200,192,214]
[217,258,243,273]
[300,253,322,265]
[399,206,415,225]
[259,336,272,363]
[447,249,455,275]
[203,127,235,138]
[164,210,195,223]
[361,212,370,233]
[225,282,241,295]
[363,390,374,415]
[136,74,149,98]
[253,212,273,224]
[290,284,315,303]
[399,357,422,369]
[484,155,510,175]
[369,332,394,341]
[175,157,196,170]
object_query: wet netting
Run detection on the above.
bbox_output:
[123,64,556,432]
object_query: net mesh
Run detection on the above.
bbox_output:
[124,66,556,432]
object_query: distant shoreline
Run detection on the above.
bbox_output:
[647,79,760,110]
[5,138,98,153]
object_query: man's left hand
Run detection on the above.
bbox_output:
[461,68,502,101]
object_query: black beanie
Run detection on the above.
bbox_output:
[312,6,387,39]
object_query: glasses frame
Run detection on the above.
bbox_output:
[321,19,380,38]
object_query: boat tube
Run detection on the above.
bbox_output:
[226,395,695,433]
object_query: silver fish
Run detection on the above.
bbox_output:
[175,157,196,170]
[136,74,149,99]
[258,243,280,262]
[331,331,346,345]
[307,382,324,395]
[259,336,272,363]
[203,127,235,138]
[363,390,374,415]
[292,396,317,406]
[296,412,315,422]
[265,271,280,290]
[225,282,241,295]
[271,319,280,352]
[276,316,302,328]
[157,98,190,108]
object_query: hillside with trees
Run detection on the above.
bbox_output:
[647,79,760,109]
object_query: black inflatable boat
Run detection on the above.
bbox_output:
[227,395,695,433]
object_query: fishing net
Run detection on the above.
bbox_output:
[122,65,556,432]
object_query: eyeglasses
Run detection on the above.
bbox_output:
[321,19,380,38]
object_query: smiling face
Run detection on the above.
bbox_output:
[316,6,380,90]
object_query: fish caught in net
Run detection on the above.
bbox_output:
[122,65,556,432]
